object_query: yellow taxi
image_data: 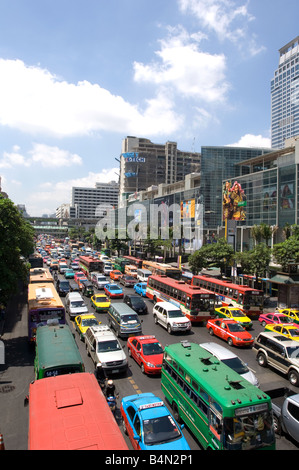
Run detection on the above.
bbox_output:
[214,306,253,329]
[91,293,111,312]
[277,308,299,325]
[265,323,299,341]
[75,314,101,341]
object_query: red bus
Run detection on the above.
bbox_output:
[123,255,143,268]
[28,372,129,450]
[79,255,101,278]
[146,275,216,323]
[191,275,264,317]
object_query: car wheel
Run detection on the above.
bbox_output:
[273,415,282,435]
[167,324,172,334]
[257,352,267,367]
[227,337,233,347]
[209,328,214,336]
[128,348,132,357]
[141,363,145,374]
[288,369,299,387]
[122,418,128,435]
[172,402,181,424]
[261,321,266,327]
[154,314,158,324]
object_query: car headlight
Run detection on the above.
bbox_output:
[145,362,155,367]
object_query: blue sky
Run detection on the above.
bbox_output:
[0,0,298,216]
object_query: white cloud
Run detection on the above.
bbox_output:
[134,26,229,104]
[0,143,83,169]
[26,168,119,216]
[29,143,82,167]
[178,0,253,41]
[0,58,182,138]
[228,134,271,148]
[0,146,30,168]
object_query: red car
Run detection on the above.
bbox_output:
[127,335,164,374]
[258,312,293,327]
[206,318,254,347]
[110,270,122,280]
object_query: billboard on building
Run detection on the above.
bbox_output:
[180,199,195,219]
[222,181,246,221]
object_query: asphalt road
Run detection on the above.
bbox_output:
[0,274,299,451]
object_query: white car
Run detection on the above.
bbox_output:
[153,301,191,334]
[90,272,107,289]
[85,325,128,374]
[200,341,259,387]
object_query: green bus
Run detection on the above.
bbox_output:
[34,323,85,380]
[161,341,275,450]
[113,257,130,273]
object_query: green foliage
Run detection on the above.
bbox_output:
[0,197,35,301]
[188,238,234,275]
[272,236,299,270]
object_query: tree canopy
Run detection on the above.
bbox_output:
[0,196,35,302]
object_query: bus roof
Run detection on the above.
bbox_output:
[164,341,269,411]
[28,283,64,310]
[28,372,128,450]
[192,274,263,293]
[149,275,214,295]
[29,268,54,284]
[35,324,83,369]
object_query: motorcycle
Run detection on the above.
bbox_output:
[106,394,119,416]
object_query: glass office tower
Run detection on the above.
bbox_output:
[271,36,299,149]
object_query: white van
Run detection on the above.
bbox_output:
[153,301,191,334]
[137,268,151,282]
[85,325,128,374]
[65,292,88,319]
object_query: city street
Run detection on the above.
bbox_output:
[0,277,299,451]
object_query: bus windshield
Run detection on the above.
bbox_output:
[190,294,213,312]
[245,293,264,306]
[223,410,274,450]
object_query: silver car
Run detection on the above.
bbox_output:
[200,341,259,387]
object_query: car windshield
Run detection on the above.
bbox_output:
[227,323,245,332]
[121,315,139,324]
[143,415,182,445]
[110,285,119,290]
[97,340,121,353]
[222,357,249,375]
[96,296,109,302]
[71,301,85,308]
[81,318,98,327]
[125,276,135,280]
[168,310,184,318]
[286,345,299,357]
[288,329,299,337]
[60,281,69,287]
[231,310,246,318]
[131,298,144,307]
[98,277,106,281]
[142,342,163,356]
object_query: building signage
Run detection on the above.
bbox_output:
[122,152,145,163]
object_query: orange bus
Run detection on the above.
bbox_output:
[191,274,264,317]
[142,260,181,280]
[27,283,65,343]
[78,255,101,278]
[123,255,143,268]
[146,275,216,323]
[28,372,129,450]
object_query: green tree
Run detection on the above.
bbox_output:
[189,238,234,276]
[272,236,299,271]
[0,197,35,302]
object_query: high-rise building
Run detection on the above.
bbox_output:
[71,181,119,219]
[271,36,299,149]
[119,136,201,205]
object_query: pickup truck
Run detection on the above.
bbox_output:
[265,387,299,442]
